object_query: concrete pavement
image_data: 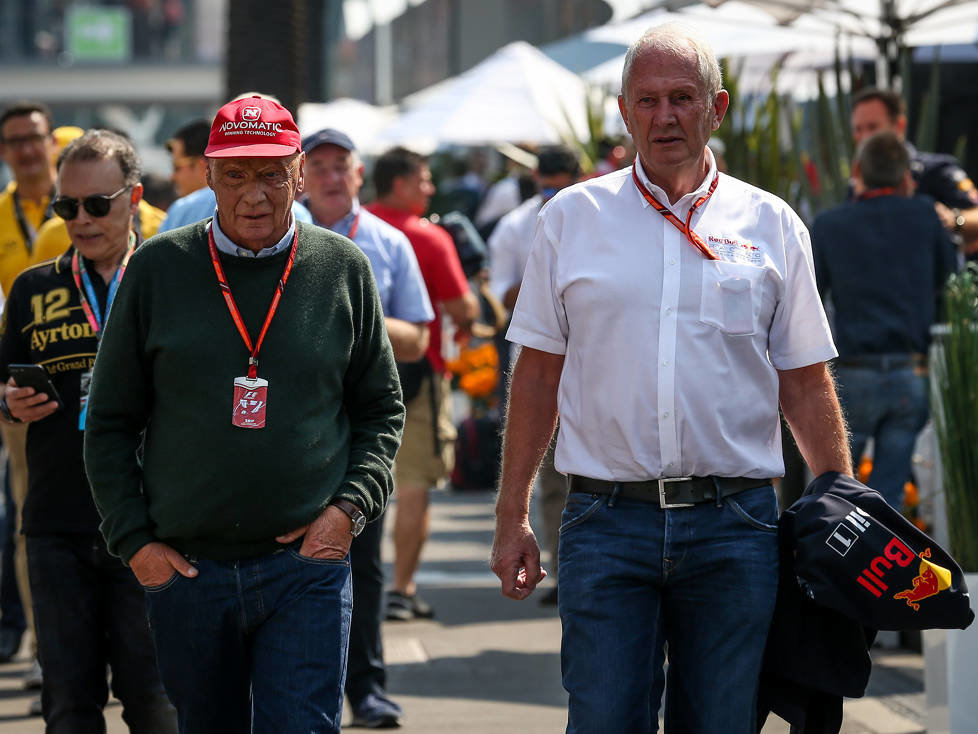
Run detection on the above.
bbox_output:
[0,489,929,732]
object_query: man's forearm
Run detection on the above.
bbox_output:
[384,317,429,362]
[778,362,852,477]
[496,348,563,521]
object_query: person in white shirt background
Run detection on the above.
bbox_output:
[491,21,851,733]
[488,144,580,607]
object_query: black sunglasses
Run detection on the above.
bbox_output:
[52,186,129,220]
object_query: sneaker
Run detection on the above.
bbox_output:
[351,692,402,728]
[23,658,42,690]
[385,591,435,621]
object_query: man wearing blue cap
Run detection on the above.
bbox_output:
[303,127,432,728]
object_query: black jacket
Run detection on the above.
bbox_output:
[757,471,974,733]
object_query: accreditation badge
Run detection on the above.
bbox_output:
[232,376,268,429]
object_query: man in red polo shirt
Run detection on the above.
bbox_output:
[367,147,478,620]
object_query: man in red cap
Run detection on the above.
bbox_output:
[83,95,404,733]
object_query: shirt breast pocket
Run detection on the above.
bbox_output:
[699,260,765,336]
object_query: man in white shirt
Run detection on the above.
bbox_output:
[490,23,851,733]
[488,144,580,606]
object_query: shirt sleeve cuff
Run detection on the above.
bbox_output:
[505,325,566,355]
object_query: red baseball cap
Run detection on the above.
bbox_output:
[204,96,301,158]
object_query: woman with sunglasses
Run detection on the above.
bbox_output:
[0,129,176,732]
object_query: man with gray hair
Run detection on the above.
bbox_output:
[0,129,176,731]
[491,22,851,731]
[813,131,957,511]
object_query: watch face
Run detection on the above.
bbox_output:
[352,514,367,536]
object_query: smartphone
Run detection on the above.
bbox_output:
[7,364,63,409]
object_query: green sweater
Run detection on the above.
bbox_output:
[84,221,404,562]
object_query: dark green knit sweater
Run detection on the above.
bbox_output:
[83,220,404,562]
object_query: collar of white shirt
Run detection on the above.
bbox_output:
[209,209,296,258]
[634,147,718,215]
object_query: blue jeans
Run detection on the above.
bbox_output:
[26,533,176,734]
[144,544,352,734]
[558,485,780,734]
[835,365,929,509]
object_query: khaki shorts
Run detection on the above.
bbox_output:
[394,374,456,488]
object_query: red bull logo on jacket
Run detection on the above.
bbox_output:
[893,548,952,611]
[856,537,916,597]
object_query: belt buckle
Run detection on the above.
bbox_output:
[658,477,694,509]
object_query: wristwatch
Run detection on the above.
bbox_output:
[330,498,367,537]
[953,208,966,232]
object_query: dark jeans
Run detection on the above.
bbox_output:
[558,485,780,734]
[27,533,176,734]
[0,467,26,638]
[144,544,352,734]
[836,365,929,510]
[347,512,388,707]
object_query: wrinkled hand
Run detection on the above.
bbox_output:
[276,505,352,560]
[5,378,58,423]
[490,519,547,601]
[129,541,198,588]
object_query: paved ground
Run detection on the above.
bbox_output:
[0,489,929,732]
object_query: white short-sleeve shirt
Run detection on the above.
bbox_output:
[488,194,543,302]
[507,157,837,482]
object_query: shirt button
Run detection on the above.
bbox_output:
[663,411,670,418]
[669,258,676,265]
[662,360,669,366]
[665,307,673,314]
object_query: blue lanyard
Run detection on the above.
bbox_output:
[72,236,134,332]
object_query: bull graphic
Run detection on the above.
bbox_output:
[893,548,952,611]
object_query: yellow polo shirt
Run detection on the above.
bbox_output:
[0,181,54,296]
[30,199,166,266]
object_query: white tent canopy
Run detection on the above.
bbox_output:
[297,98,398,154]
[372,41,592,153]
[606,0,978,85]
[577,2,878,98]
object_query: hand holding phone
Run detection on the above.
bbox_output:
[5,364,62,423]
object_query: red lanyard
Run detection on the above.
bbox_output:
[858,187,897,201]
[346,212,360,240]
[632,162,720,260]
[208,227,298,379]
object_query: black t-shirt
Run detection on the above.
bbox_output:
[0,249,108,535]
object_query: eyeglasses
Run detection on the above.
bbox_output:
[0,133,49,149]
[52,186,130,220]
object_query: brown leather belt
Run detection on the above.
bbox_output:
[567,474,772,509]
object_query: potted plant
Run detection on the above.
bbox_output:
[928,263,978,733]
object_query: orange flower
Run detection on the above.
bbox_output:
[903,481,919,508]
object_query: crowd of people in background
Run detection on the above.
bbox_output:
[0,23,975,730]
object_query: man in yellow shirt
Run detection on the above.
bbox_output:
[0,102,58,293]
